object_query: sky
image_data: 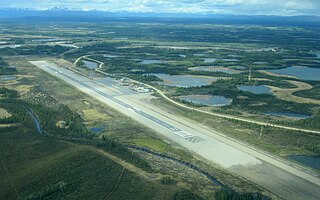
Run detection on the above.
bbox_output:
[1,0,320,16]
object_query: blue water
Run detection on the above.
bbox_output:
[194,54,205,57]
[83,61,98,69]
[141,60,164,64]
[265,112,312,119]
[221,58,239,62]
[0,76,17,81]
[254,62,268,65]
[151,73,216,87]
[267,66,320,81]
[204,58,217,63]
[288,155,320,170]
[103,54,120,58]
[238,85,273,95]
[233,66,246,70]
[179,95,232,107]
[90,127,105,134]
[190,66,239,74]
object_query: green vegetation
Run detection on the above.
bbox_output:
[0,57,16,75]
[0,45,70,56]
[214,190,264,200]
[175,78,314,116]
[173,189,203,200]
[160,176,177,185]
[1,18,319,199]
[153,98,320,156]
[294,84,320,100]
[0,131,175,200]
[0,87,181,199]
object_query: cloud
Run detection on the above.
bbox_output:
[1,0,320,16]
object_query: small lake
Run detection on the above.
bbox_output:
[90,127,105,134]
[189,66,240,74]
[266,66,320,81]
[103,54,120,58]
[150,73,216,87]
[238,85,273,95]
[288,155,320,170]
[232,66,246,70]
[265,112,312,119]
[254,62,268,65]
[194,54,205,57]
[0,76,17,81]
[32,38,60,42]
[179,95,232,107]
[141,60,164,64]
[204,58,217,63]
[83,60,98,69]
[220,58,239,62]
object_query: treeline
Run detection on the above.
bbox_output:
[0,45,70,56]
[0,88,26,124]
[0,99,29,124]
[126,74,162,83]
[0,87,19,98]
[214,190,266,200]
[0,88,33,130]
[31,104,93,138]
[293,85,320,100]
[173,189,266,200]
[0,57,16,75]
[61,137,153,172]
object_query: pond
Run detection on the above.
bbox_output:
[90,127,105,134]
[103,54,120,58]
[254,62,268,65]
[220,58,239,62]
[238,85,273,95]
[232,66,246,70]
[179,95,232,107]
[287,155,320,170]
[141,60,164,64]
[149,73,217,87]
[83,60,98,69]
[194,54,205,57]
[204,58,217,63]
[266,66,320,81]
[189,66,240,74]
[0,76,17,81]
[265,112,312,119]
[32,38,60,42]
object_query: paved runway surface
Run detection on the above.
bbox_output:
[31,61,320,200]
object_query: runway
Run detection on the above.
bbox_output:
[30,60,320,200]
